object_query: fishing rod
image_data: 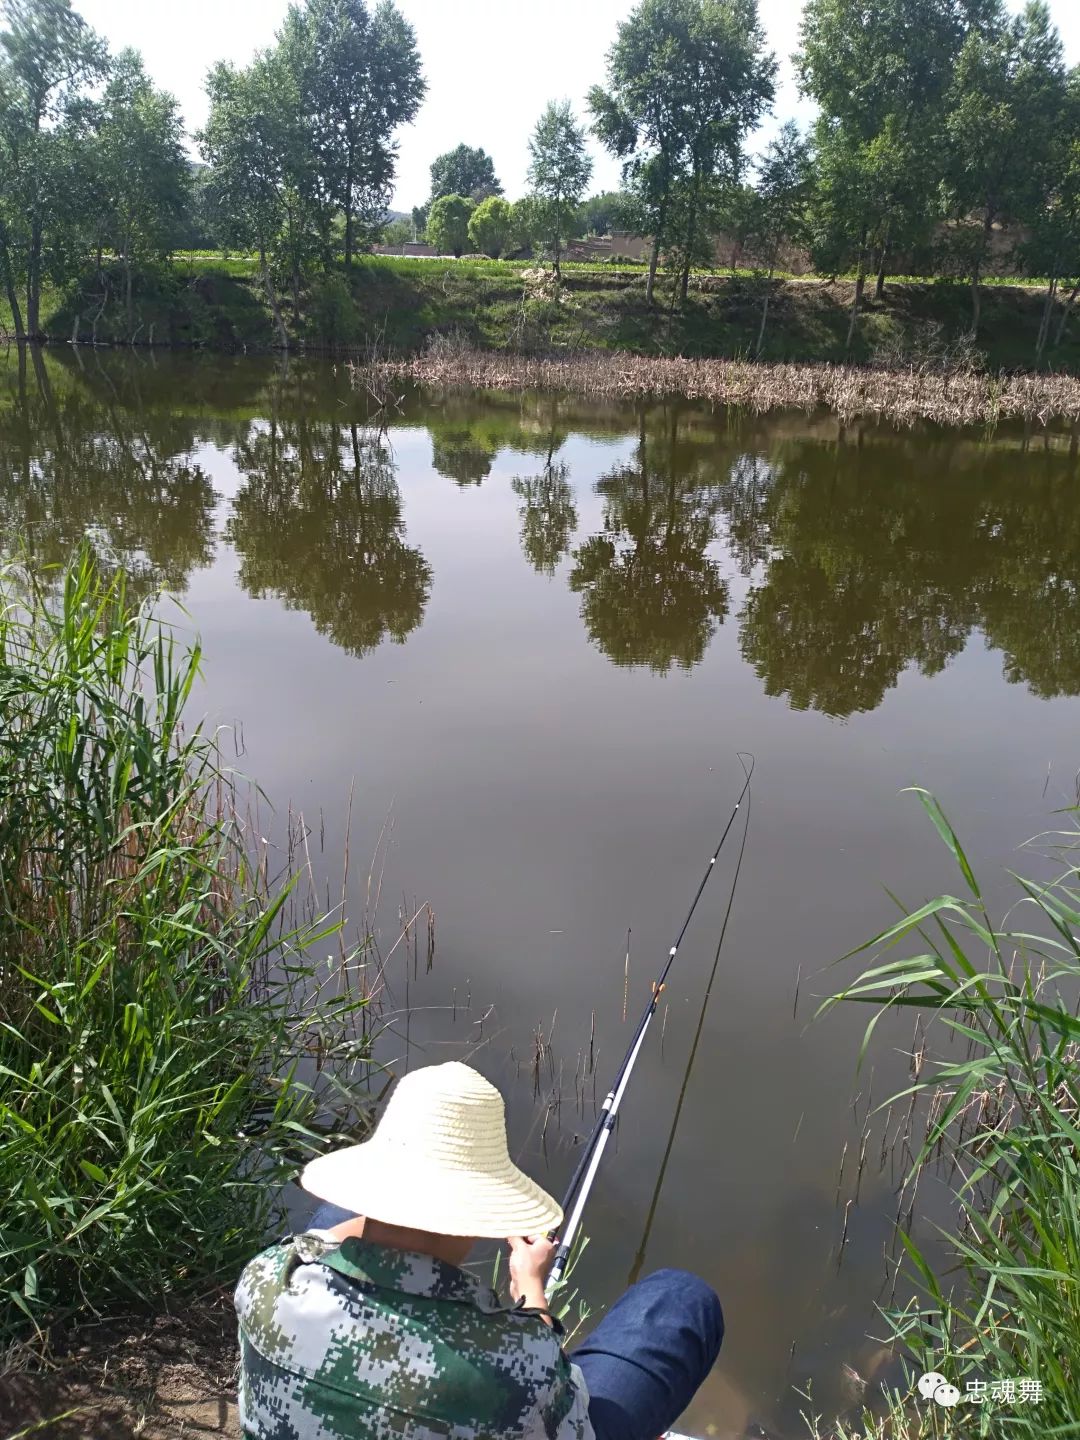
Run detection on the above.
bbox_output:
[628,775,752,1285]
[547,755,754,1292]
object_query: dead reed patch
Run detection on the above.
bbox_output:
[351,349,1080,428]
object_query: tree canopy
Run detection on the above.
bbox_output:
[429,143,501,203]
[527,100,593,275]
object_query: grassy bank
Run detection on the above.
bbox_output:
[813,792,1080,1438]
[7,254,1080,373]
[353,348,1080,428]
[0,548,380,1353]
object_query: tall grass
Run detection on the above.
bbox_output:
[0,548,375,1348]
[819,789,1080,1437]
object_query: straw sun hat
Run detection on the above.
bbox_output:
[300,1061,563,1238]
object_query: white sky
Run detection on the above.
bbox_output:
[75,0,1080,212]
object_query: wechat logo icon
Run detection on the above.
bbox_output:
[917,1371,962,1407]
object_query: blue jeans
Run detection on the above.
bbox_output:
[306,1205,724,1440]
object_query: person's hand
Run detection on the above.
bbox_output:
[507,1235,556,1311]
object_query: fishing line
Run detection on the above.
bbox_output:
[547,754,755,1292]
[628,763,752,1283]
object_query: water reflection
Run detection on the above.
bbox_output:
[569,415,729,673]
[226,417,433,659]
[0,350,216,597]
[3,350,1080,714]
[512,461,577,577]
[732,435,1080,714]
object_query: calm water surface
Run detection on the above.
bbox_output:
[5,349,1080,1438]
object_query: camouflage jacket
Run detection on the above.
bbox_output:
[235,1231,594,1440]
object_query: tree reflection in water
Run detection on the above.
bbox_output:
[226,417,432,659]
[0,350,216,599]
[730,431,1080,713]
[568,414,729,673]
[3,350,1080,709]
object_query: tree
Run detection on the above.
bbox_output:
[527,100,592,276]
[429,143,501,203]
[797,0,1001,306]
[942,1,1070,333]
[574,191,629,238]
[381,215,413,247]
[744,122,811,354]
[590,0,775,306]
[0,0,106,337]
[468,195,513,258]
[426,193,474,257]
[199,52,312,346]
[91,51,190,337]
[277,0,424,266]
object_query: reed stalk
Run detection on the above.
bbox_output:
[351,348,1080,429]
[0,547,377,1349]
[816,789,1080,1437]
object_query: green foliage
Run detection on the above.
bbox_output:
[307,270,361,344]
[429,144,501,204]
[589,0,776,303]
[0,0,107,335]
[821,793,1080,1435]
[426,194,475,258]
[527,100,592,274]
[468,196,513,259]
[942,2,1072,331]
[573,191,630,238]
[0,547,375,1342]
[276,0,425,265]
[381,216,413,247]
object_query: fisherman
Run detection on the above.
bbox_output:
[236,1059,724,1440]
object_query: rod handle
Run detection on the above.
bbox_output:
[548,1242,571,1289]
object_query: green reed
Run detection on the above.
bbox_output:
[817,789,1080,1437]
[0,547,375,1347]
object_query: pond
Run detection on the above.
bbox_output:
[4,347,1080,1439]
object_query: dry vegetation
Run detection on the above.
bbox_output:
[352,348,1080,428]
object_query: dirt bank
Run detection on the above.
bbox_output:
[0,1301,240,1440]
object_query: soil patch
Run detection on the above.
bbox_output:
[0,1299,240,1440]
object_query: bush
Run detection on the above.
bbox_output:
[308,272,361,346]
[0,548,375,1345]
[426,195,475,258]
[468,197,514,259]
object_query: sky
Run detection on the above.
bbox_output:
[75,0,1080,212]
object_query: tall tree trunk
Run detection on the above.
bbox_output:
[647,234,661,306]
[874,246,888,301]
[344,144,355,267]
[679,174,700,306]
[755,265,774,359]
[26,218,42,338]
[845,245,866,357]
[553,201,562,278]
[0,223,25,343]
[124,250,134,340]
[259,245,289,350]
[970,215,992,337]
[1036,268,1059,366]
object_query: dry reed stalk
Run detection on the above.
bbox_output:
[351,349,1080,429]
